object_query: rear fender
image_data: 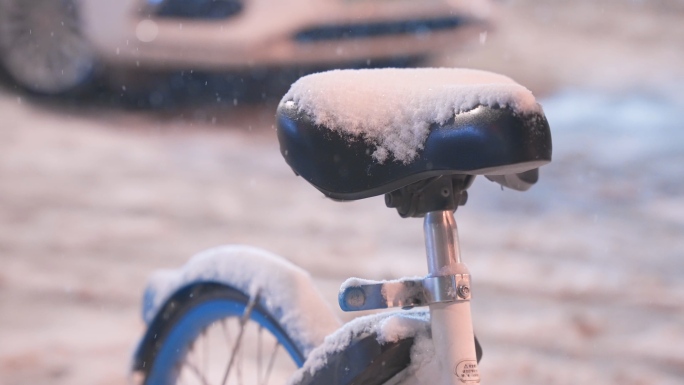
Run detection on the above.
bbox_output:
[130,245,341,371]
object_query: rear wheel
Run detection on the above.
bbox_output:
[140,284,304,385]
[0,0,95,94]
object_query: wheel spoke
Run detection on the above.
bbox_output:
[257,326,263,385]
[183,356,211,385]
[220,292,260,385]
[202,327,209,381]
[262,340,281,385]
[237,334,244,385]
[185,340,198,381]
[221,318,233,346]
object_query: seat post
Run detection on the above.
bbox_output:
[424,211,480,384]
[424,211,464,275]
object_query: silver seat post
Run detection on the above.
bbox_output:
[425,211,466,276]
[424,211,480,384]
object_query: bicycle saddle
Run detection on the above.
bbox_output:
[277,68,552,201]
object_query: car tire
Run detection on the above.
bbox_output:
[0,0,96,95]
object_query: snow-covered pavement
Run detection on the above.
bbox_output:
[1,85,682,385]
[1,1,683,383]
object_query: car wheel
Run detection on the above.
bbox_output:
[0,0,96,95]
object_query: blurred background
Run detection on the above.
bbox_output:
[0,0,683,384]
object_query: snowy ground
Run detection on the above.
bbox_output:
[1,1,683,385]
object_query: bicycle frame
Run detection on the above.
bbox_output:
[338,209,480,384]
[133,212,481,385]
[424,210,479,384]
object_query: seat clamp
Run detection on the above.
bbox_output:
[339,274,471,312]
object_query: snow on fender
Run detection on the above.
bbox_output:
[141,245,341,356]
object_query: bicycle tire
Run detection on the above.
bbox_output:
[140,282,305,385]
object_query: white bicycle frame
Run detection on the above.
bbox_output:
[133,209,480,385]
[339,209,480,385]
[424,210,479,385]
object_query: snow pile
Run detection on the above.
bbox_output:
[281,68,540,163]
[141,245,341,356]
[287,309,443,385]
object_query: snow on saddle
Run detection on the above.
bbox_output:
[277,68,552,201]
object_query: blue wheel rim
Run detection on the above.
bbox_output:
[146,298,304,384]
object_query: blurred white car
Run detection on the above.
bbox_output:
[0,0,493,95]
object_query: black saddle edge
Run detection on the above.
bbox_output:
[277,102,551,201]
[328,161,548,201]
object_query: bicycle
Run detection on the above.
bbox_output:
[130,68,552,385]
